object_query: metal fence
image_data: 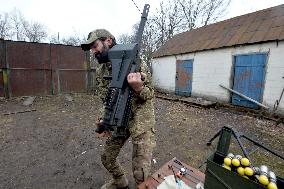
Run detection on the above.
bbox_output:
[0,39,94,98]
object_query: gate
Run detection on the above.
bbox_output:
[232,53,267,109]
[175,59,193,96]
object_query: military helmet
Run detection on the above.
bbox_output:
[81,29,115,51]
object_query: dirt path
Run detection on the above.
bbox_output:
[0,94,283,189]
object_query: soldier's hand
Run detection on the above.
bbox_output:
[127,72,146,93]
[96,118,111,138]
[97,131,111,138]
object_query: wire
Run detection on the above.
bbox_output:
[131,0,141,13]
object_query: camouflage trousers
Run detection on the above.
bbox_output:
[101,130,156,186]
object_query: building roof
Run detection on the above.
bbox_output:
[153,4,284,58]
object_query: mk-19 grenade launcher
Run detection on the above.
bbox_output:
[96,4,150,137]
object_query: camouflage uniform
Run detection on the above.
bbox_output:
[81,29,156,188]
[95,61,156,187]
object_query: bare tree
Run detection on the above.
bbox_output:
[177,0,231,28]
[121,0,231,72]
[202,0,231,26]
[117,33,135,44]
[140,22,156,73]
[145,0,231,49]
[0,12,11,39]
[61,35,83,46]
[22,20,47,42]
[177,0,203,30]
[49,31,86,46]
[9,8,25,41]
[149,0,190,49]
[1,9,48,42]
[60,31,86,46]
[49,33,60,44]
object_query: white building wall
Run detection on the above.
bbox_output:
[152,56,176,92]
[152,41,284,114]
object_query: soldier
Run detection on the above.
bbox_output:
[81,29,156,189]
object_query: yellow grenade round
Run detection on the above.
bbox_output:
[244,167,254,176]
[222,164,231,171]
[240,157,250,167]
[267,182,278,189]
[237,167,245,176]
[259,175,269,185]
[224,153,234,166]
[232,155,242,167]
[267,171,278,189]
[258,165,269,185]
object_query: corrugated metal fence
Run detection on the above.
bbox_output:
[0,39,94,98]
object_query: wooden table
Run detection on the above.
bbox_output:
[138,157,205,189]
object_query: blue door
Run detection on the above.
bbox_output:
[232,54,267,109]
[175,59,193,96]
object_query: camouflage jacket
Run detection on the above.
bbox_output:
[95,61,155,138]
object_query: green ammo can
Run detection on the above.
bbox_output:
[204,154,267,189]
[204,126,284,189]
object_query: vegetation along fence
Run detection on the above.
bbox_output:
[0,39,94,98]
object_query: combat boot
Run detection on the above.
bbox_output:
[101,175,129,189]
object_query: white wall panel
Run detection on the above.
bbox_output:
[152,56,176,92]
[152,41,284,114]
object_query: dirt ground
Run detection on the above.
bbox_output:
[0,93,283,189]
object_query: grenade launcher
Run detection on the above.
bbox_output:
[96,4,150,137]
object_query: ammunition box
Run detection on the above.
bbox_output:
[204,153,284,189]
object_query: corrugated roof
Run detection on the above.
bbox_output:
[153,4,284,58]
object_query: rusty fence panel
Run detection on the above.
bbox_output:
[50,44,88,94]
[0,39,93,98]
[0,40,5,97]
[6,41,52,97]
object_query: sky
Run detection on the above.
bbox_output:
[1,0,284,41]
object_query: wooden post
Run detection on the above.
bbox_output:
[2,40,10,98]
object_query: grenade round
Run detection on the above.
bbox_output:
[252,167,260,175]
[222,164,231,171]
[268,171,277,183]
[258,175,269,185]
[235,155,242,160]
[224,157,232,166]
[232,155,242,167]
[237,167,245,176]
[260,165,269,176]
[244,167,254,176]
[267,182,278,189]
[224,153,234,166]
[227,153,234,159]
[240,157,250,167]
[267,171,278,189]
